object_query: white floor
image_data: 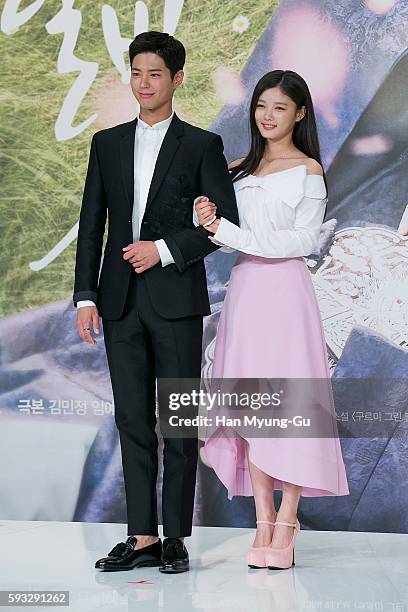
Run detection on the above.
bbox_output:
[0,520,407,612]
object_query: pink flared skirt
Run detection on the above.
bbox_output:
[203,253,350,499]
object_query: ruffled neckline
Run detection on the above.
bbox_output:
[248,163,325,182]
[234,163,327,204]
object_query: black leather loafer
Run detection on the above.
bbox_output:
[95,536,162,571]
[159,538,189,573]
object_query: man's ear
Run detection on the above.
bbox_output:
[174,70,184,87]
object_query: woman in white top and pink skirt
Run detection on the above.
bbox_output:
[194,70,349,570]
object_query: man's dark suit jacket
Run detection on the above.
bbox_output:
[73,112,239,320]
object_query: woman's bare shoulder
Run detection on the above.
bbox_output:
[304,158,324,176]
[228,157,245,170]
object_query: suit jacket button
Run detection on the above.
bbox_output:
[128,218,131,224]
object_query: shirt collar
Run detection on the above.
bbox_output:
[137,111,174,132]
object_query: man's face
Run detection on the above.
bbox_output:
[130,52,183,112]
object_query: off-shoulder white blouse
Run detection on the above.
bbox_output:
[195,164,328,258]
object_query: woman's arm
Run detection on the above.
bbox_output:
[192,157,245,227]
[211,187,327,258]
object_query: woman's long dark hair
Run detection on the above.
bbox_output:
[230,70,327,194]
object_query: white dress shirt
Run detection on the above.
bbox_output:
[194,164,327,258]
[77,111,175,309]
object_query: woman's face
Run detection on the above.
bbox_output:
[254,86,305,142]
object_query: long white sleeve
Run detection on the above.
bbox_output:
[213,190,327,258]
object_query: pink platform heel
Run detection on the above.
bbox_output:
[265,519,300,570]
[247,520,275,569]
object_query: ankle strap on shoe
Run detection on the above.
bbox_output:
[274,520,297,527]
[256,520,275,526]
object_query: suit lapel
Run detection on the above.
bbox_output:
[145,113,184,210]
[119,113,184,215]
[119,117,136,212]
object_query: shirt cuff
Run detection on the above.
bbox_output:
[77,300,96,308]
[155,239,175,267]
[193,196,204,227]
[213,217,242,249]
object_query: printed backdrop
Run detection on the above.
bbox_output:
[1,0,408,533]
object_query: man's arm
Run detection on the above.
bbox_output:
[163,134,239,273]
[73,133,107,306]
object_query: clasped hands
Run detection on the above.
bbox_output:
[195,196,221,243]
[122,241,160,272]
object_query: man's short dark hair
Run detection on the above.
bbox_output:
[129,31,185,79]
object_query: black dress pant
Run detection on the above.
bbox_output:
[102,272,203,537]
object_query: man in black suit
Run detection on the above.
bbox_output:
[73,31,239,573]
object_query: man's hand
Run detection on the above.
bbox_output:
[76,305,100,346]
[122,241,161,273]
[195,196,217,226]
